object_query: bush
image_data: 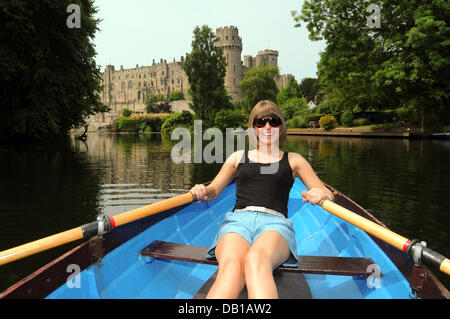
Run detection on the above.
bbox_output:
[340,109,354,127]
[169,90,183,101]
[396,106,415,123]
[286,115,308,128]
[115,117,139,131]
[214,109,247,131]
[304,114,325,123]
[161,111,194,136]
[319,115,338,130]
[280,97,308,121]
[122,108,132,117]
[353,118,369,127]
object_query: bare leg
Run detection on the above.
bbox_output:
[206,233,251,299]
[244,231,291,299]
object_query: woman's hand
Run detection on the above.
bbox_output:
[190,184,209,202]
[302,187,332,206]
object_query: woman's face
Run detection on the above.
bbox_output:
[253,115,282,147]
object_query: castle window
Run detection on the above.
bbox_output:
[177,78,180,84]
[128,81,133,89]
[110,83,114,91]
[138,82,142,88]
[226,36,228,40]
[138,91,141,101]
[121,82,126,90]
[172,79,174,84]
[162,71,165,76]
[139,74,141,79]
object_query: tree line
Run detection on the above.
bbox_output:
[1,1,447,142]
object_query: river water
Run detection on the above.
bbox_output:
[0,133,449,292]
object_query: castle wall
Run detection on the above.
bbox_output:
[92,26,291,128]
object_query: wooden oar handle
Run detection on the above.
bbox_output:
[301,189,450,276]
[0,186,217,267]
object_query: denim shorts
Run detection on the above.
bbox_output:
[206,211,299,267]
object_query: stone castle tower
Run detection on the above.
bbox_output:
[89,26,292,129]
[215,26,243,99]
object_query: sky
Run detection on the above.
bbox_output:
[92,0,326,81]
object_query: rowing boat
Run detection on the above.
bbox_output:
[0,178,448,299]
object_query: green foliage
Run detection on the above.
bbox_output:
[286,115,308,129]
[305,114,326,123]
[340,109,354,127]
[239,66,279,113]
[396,106,416,123]
[214,109,248,131]
[161,111,194,136]
[0,0,107,142]
[300,78,321,103]
[169,90,183,101]
[183,25,232,127]
[293,0,450,128]
[115,117,139,132]
[112,115,170,133]
[319,115,338,130]
[277,77,302,106]
[353,118,369,127]
[280,97,308,121]
[122,108,132,117]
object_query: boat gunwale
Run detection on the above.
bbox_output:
[324,183,450,299]
[1,181,449,299]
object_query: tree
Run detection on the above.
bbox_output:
[277,77,302,106]
[300,77,321,103]
[0,0,108,142]
[183,25,232,127]
[239,66,280,113]
[293,0,450,128]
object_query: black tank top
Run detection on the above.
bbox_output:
[233,150,294,217]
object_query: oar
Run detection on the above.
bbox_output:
[0,186,215,266]
[301,191,450,276]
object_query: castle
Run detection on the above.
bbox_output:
[89,26,292,128]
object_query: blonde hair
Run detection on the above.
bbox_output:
[247,100,287,146]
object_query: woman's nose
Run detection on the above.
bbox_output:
[264,121,271,129]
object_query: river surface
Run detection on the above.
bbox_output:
[0,133,449,292]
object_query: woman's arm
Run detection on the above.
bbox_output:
[190,150,244,201]
[289,152,335,205]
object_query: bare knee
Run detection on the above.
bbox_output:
[217,258,245,286]
[244,248,272,276]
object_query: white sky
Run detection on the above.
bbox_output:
[93,0,326,81]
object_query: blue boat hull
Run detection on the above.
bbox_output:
[45,178,413,299]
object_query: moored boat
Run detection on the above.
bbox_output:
[0,178,449,299]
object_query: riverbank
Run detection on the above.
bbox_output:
[287,126,426,138]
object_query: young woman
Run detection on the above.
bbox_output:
[190,100,334,299]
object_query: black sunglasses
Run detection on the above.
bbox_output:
[253,116,282,128]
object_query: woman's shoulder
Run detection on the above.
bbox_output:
[225,150,246,168]
[287,152,308,168]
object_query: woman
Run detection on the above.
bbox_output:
[190,100,334,299]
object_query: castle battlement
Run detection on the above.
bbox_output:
[257,49,279,56]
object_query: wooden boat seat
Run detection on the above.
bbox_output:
[140,240,377,277]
